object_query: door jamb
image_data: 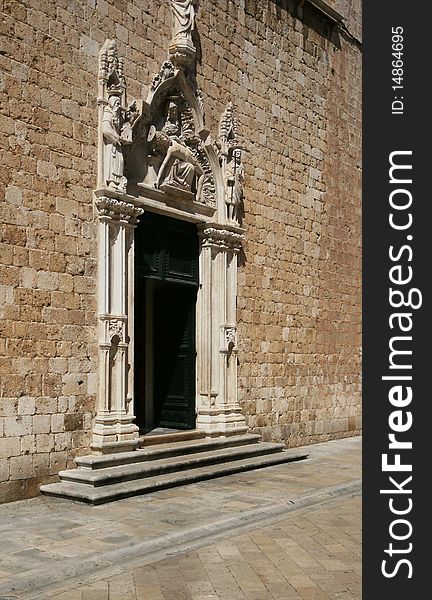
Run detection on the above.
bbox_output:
[144,279,154,430]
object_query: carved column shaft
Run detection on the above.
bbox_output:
[216,241,228,406]
[126,225,135,415]
[92,197,143,453]
[196,225,246,435]
[197,242,212,403]
[226,248,239,409]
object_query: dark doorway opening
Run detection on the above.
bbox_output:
[134,212,199,433]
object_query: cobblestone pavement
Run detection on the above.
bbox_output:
[0,436,361,600]
[49,495,361,600]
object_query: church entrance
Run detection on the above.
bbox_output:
[90,36,247,454]
[134,212,199,433]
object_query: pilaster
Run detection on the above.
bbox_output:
[196,225,247,435]
[92,197,144,453]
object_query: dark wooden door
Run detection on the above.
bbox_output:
[153,282,196,429]
[134,212,198,431]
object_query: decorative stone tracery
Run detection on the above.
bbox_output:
[93,4,247,452]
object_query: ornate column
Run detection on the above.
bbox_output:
[196,225,247,435]
[92,197,143,453]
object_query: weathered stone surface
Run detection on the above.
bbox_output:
[9,455,33,480]
[0,0,361,501]
[0,437,20,459]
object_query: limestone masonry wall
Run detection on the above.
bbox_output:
[0,0,362,502]
[231,1,362,446]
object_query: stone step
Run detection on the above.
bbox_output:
[139,429,207,447]
[40,449,308,504]
[59,441,284,486]
[75,434,262,470]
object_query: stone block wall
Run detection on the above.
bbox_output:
[0,0,361,501]
[231,1,362,446]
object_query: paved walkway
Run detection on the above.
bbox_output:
[0,436,361,600]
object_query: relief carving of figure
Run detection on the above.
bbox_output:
[170,0,199,48]
[102,93,132,193]
[151,100,204,201]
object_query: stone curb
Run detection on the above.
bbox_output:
[2,478,361,599]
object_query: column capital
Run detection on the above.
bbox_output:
[198,225,244,251]
[95,196,144,225]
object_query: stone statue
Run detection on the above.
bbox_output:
[151,100,204,200]
[102,93,131,193]
[170,0,198,48]
[225,148,244,222]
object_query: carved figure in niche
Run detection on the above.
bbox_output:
[219,103,245,223]
[170,0,199,48]
[225,148,244,222]
[151,100,204,200]
[102,92,133,193]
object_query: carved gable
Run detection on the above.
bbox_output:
[126,75,215,207]
[95,1,244,225]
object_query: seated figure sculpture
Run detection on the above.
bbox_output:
[151,100,204,201]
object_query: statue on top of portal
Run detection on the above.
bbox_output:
[170,0,199,52]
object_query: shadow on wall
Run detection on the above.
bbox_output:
[262,0,342,50]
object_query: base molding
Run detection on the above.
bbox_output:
[91,415,139,454]
[196,409,247,436]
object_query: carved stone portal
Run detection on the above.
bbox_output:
[93,10,246,452]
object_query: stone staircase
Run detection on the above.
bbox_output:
[40,433,308,504]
